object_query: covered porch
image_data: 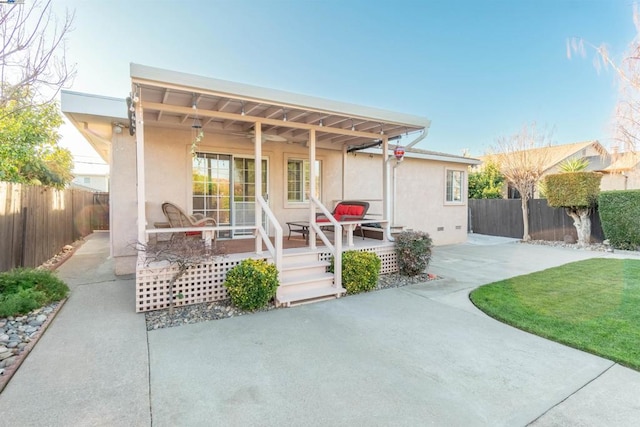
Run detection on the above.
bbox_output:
[128,64,430,308]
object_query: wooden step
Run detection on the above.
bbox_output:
[281,260,330,281]
[280,272,334,288]
[276,285,346,307]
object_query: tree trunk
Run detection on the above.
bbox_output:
[566,207,591,247]
[521,197,530,241]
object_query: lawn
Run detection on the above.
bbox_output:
[470,258,640,371]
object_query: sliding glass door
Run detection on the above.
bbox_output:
[193,153,267,238]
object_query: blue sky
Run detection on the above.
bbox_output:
[54,0,635,169]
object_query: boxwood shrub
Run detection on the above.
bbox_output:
[224,259,279,310]
[331,251,381,295]
[598,190,640,250]
[0,268,69,317]
[395,230,433,276]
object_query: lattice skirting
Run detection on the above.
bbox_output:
[318,246,398,274]
[136,246,398,313]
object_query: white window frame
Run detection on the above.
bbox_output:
[284,155,322,207]
[445,168,465,205]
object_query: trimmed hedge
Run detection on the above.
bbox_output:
[330,251,381,295]
[598,190,640,250]
[544,172,602,208]
[224,259,279,310]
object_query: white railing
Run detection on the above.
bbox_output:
[256,195,283,273]
[310,196,342,290]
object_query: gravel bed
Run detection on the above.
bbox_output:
[520,240,609,252]
[145,272,438,331]
[0,303,60,375]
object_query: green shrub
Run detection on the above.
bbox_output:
[224,259,279,310]
[598,190,640,250]
[544,172,602,208]
[395,231,433,276]
[0,268,69,317]
[330,251,381,294]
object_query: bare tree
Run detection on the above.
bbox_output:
[139,237,225,314]
[490,123,552,241]
[0,0,75,108]
[567,3,640,152]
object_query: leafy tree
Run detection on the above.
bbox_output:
[468,161,505,199]
[491,123,552,241]
[0,97,72,188]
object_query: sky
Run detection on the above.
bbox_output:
[51,0,636,172]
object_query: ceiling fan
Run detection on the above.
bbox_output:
[231,130,287,143]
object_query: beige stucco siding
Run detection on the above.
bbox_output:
[110,126,469,273]
[345,153,468,245]
[110,132,139,275]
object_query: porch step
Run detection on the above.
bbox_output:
[280,260,330,281]
[276,284,346,307]
[276,248,344,307]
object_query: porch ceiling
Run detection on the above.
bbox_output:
[131,64,430,150]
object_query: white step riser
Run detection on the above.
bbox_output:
[279,279,335,294]
[276,284,346,307]
[282,252,322,264]
[281,265,328,281]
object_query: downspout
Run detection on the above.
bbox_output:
[386,128,429,241]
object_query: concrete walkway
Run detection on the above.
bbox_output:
[0,233,639,426]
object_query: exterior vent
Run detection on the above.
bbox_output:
[455,225,462,230]
[437,227,444,231]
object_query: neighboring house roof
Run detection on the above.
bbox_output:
[480,140,609,172]
[602,152,640,173]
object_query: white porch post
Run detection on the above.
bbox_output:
[342,144,347,201]
[135,90,146,245]
[382,136,389,240]
[309,129,317,249]
[255,122,263,254]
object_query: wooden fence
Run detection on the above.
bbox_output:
[0,182,110,272]
[468,198,605,242]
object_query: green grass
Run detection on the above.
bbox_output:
[470,258,640,371]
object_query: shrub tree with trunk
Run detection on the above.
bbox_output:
[543,172,602,247]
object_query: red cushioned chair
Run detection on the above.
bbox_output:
[316,200,369,239]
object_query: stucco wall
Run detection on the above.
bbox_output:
[345,153,468,245]
[110,126,469,273]
[601,170,640,191]
[110,132,139,275]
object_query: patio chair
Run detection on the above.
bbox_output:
[316,200,370,239]
[161,202,216,240]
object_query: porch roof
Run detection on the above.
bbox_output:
[130,63,431,150]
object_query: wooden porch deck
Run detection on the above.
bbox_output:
[216,233,393,257]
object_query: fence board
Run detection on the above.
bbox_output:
[469,198,605,242]
[0,182,110,272]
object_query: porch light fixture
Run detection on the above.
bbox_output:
[113,123,123,134]
[379,123,384,135]
[282,109,287,121]
[351,119,355,131]
[319,119,323,127]
[241,101,246,116]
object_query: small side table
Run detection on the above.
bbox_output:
[286,221,310,243]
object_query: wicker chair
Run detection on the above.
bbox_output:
[161,202,216,240]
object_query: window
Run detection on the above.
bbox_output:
[445,170,464,203]
[287,159,321,202]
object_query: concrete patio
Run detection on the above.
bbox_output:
[0,232,639,426]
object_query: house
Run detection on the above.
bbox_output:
[70,173,109,192]
[61,64,479,311]
[480,140,610,198]
[599,151,640,190]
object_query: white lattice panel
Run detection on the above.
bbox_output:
[136,255,248,313]
[317,246,398,275]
